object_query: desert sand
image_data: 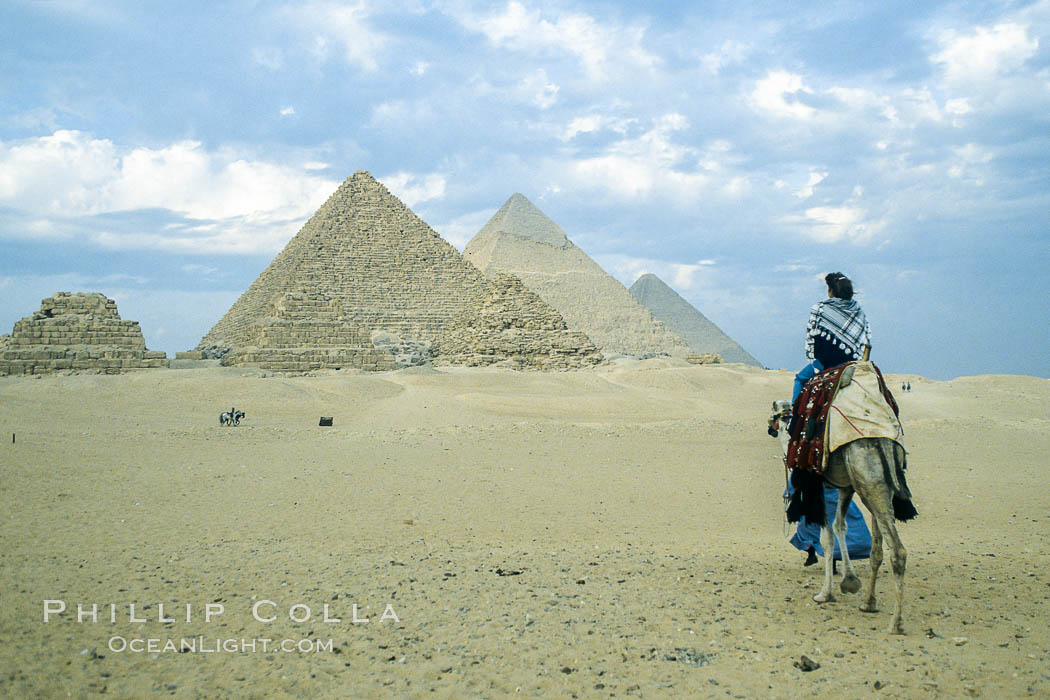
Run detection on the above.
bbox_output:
[1,361,1047,698]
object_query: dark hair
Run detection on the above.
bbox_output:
[825,272,853,300]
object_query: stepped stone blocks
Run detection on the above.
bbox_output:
[0,292,167,375]
[463,194,693,358]
[434,273,603,370]
[628,273,761,367]
[687,353,723,365]
[221,291,397,371]
[198,171,600,371]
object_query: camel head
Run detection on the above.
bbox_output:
[768,399,793,455]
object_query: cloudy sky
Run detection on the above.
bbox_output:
[2,0,1048,380]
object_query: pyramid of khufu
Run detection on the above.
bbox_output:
[629,273,761,366]
[462,194,692,357]
[197,171,602,371]
[0,292,168,375]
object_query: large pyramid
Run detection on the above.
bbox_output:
[462,194,692,357]
[629,273,761,366]
[197,171,601,371]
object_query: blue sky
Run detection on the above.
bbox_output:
[1,0,1048,380]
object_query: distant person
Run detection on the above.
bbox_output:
[788,272,873,566]
[907,382,911,392]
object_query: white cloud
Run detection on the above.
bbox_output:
[944,97,973,116]
[516,68,559,109]
[947,143,994,185]
[431,208,495,251]
[589,253,718,294]
[252,47,284,71]
[283,0,387,72]
[181,263,221,278]
[670,261,715,290]
[463,1,657,82]
[566,114,715,201]
[932,22,1039,86]
[751,71,816,120]
[280,106,296,116]
[791,205,886,244]
[0,130,338,253]
[701,39,750,75]
[794,169,827,199]
[560,114,636,141]
[379,171,446,207]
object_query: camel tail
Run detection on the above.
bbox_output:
[877,440,918,522]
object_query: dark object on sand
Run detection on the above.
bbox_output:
[319,417,333,427]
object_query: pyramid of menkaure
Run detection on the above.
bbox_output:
[197,171,601,371]
[628,273,761,366]
[462,194,692,357]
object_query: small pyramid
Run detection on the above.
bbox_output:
[629,273,761,366]
[0,292,167,374]
[198,171,599,371]
[463,194,692,357]
[434,273,603,370]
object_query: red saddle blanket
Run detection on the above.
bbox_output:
[786,361,899,474]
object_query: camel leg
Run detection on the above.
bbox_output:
[814,524,836,603]
[860,516,882,613]
[874,512,907,634]
[835,487,861,594]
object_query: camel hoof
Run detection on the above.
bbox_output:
[813,592,832,604]
[860,601,879,613]
[840,575,861,594]
[884,624,904,635]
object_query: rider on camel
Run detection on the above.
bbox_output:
[788,272,873,566]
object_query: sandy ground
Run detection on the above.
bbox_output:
[0,360,1048,698]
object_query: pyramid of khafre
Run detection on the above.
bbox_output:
[197,171,601,371]
[629,273,761,366]
[462,194,692,357]
[0,292,167,375]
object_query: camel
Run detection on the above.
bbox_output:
[769,391,916,634]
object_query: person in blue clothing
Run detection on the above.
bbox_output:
[789,272,873,566]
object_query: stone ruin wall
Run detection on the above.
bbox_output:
[433,273,603,370]
[0,292,167,375]
[220,292,397,372]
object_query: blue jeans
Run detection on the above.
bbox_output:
[793,359,824,404]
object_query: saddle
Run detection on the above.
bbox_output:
[786,361,900,475]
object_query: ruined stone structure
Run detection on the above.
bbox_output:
[198,171,600,371]
[463,194,692,358]
[0,292,167,375]
[219,291,397,371]
[434,273,603,370]
[629,273,761,366]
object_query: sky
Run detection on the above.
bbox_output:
[1,0,1048,380]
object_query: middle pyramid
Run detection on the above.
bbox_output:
[463,194,692,357]
[197,171,602,371]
